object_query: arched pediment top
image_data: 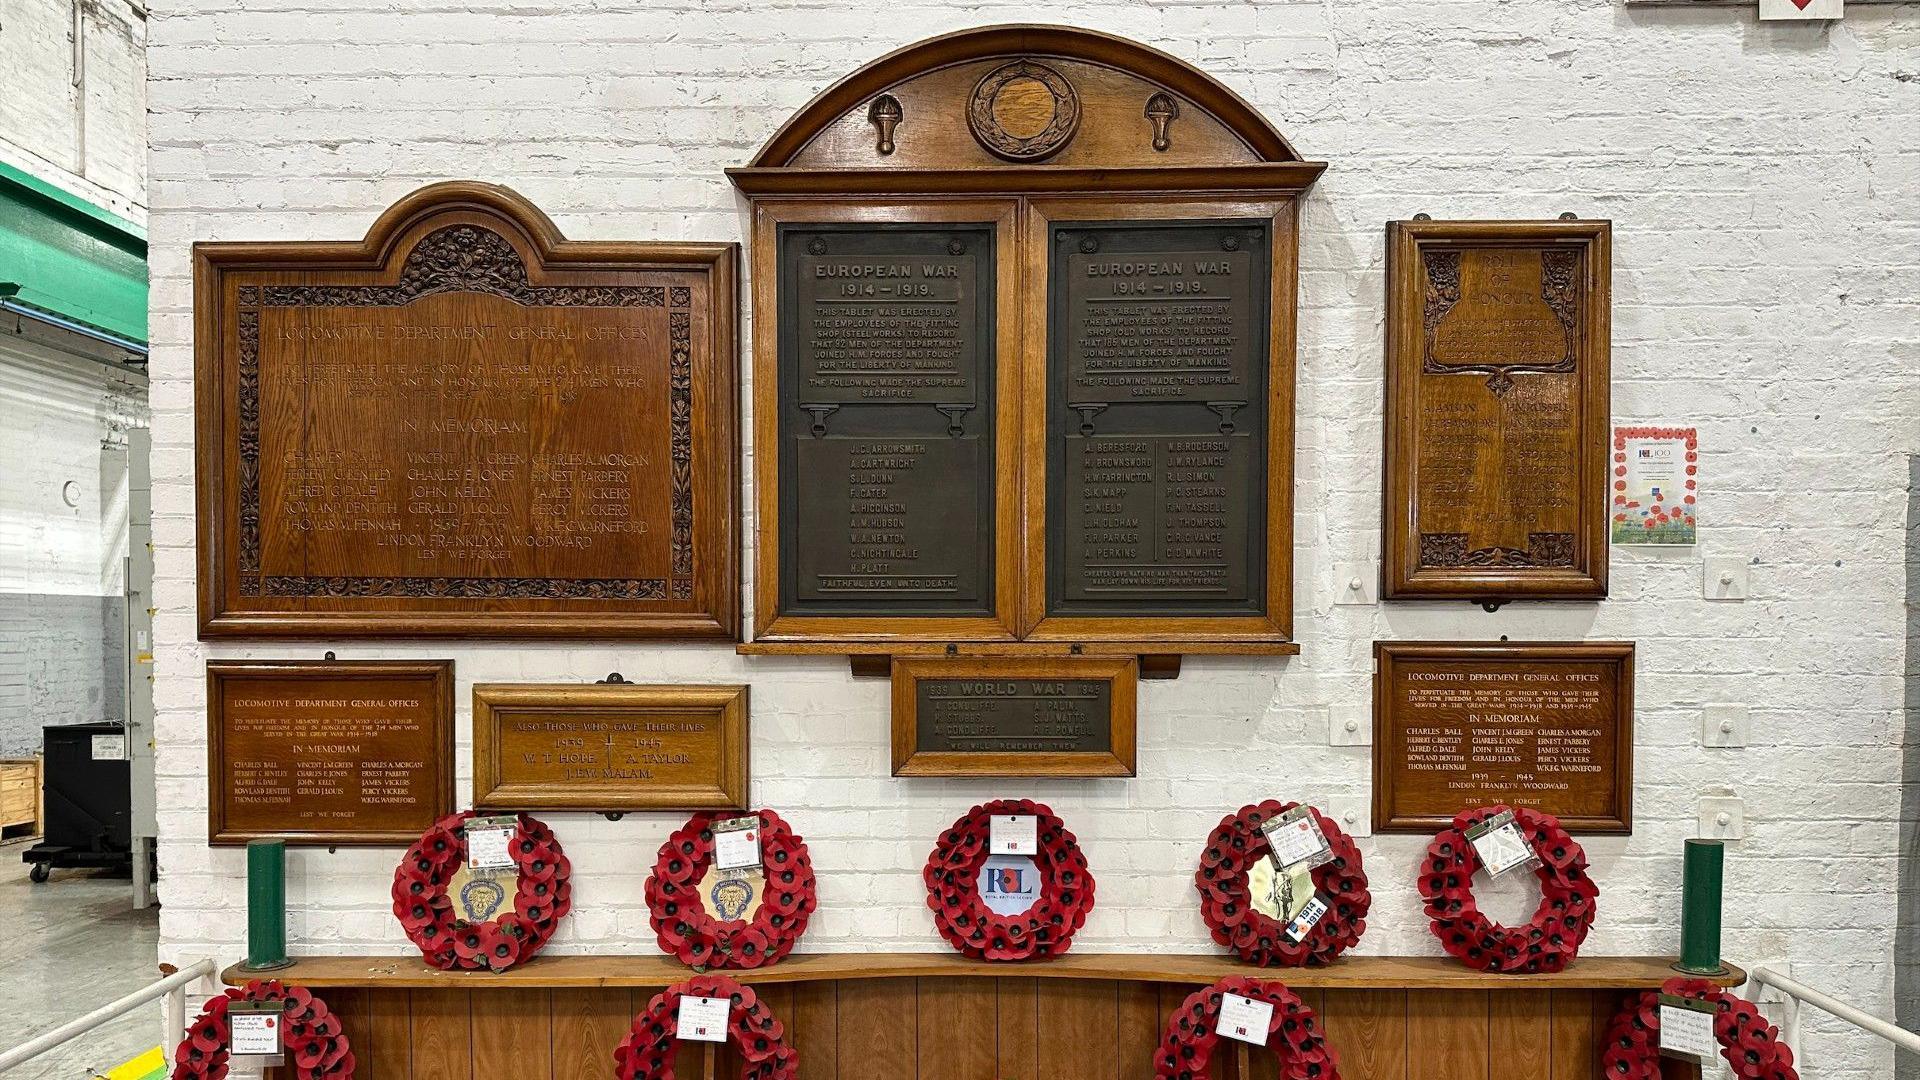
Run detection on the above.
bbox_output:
[741,25,1315,181]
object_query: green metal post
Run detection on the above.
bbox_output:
[1674,838,1728,975]
[243,839,292,971]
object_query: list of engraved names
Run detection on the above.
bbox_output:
[916,678,1112,754]
[259,295,668,579]
[223,689,437,831]
[1394,665,1609,811]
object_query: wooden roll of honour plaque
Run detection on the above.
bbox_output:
[730,26,1323,668]
[472,683,748,813]
[1383,218,1611,601]
[194,182,739,638]
[1372,641,1634,834]
[207,659,454,845]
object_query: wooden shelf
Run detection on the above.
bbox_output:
[224,952,1739,992]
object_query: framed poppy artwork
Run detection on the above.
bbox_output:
[1612,426,1698,545]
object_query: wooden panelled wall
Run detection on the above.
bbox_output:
[294,978,1699,1080]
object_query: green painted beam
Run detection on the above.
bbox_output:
[0,161,147,344]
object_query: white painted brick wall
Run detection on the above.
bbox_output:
[0,0,149,221]
[144,3,1920,1076]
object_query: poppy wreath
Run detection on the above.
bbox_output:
[1600,977,1798,1080]
[644,809,817,970]
[612,973,799,1080]
[923,798,1095,961]
[389,809,571,971]
[172,980,354,1080]
[1417,804,1598,974]
[1152,975,1340,1080]
[1194,800,1371,967]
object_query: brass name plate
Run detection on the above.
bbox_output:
[207,659,454,845]
[777,224,998,617]
[472,683,748,813]
[1372,641,1633,834]
[1047,220,1270,616]
[891,656,1136,777]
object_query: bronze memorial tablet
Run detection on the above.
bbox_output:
[1047,220,1270,618]
[778,224,998,618]
[891,656,1137,777]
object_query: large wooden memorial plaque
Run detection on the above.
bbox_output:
[207,659,454,845]
[1372,641,1633,834]
[1384,219,1610,601]
[195,182,739,638]
[891,655,1137,777]
[472,683,747,813]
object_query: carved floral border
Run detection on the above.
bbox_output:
[1420,247,1580,394]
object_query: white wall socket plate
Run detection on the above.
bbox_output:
[1325,796,1372,837]
[1703,557,1750,600]
[1702,704,1750,748]
[1698,795,1747,839]
[1332,562,1378,606]
[1328,705,1371,746]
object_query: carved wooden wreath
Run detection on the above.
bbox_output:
[612,973,799,1080]
[172,981,354,1080]
[967,60,1081,161]
[390,809,571,972]
[1153,975,1341,1080]
[645,809,817,970]
[1417,805,1597,974]
[923,798,1095,961]
[1195,801,1371,967]
[1602,978,1799,1080]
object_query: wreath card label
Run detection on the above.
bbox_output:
[228,1001,284,1059]
[676,996,730,1043]
[1215,993,1274,1046]
[713,815,763,870]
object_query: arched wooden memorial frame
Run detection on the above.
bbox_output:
[729,26,1326,678]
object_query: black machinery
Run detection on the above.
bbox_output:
[19,721,132,882]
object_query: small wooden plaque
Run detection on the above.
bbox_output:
[1384,218,1611,600]
[472,683,748,812]
[194,181,739,639]
[208,659,455,845]
[1372,641,1633,834]
[891,655,1136,777]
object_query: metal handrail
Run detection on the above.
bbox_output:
[1750,966,1920,1058]
[0,957,216,1074]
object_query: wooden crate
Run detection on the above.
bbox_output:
[0,757,40,840]
[238,953,1736,1080]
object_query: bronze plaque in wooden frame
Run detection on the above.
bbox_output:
[730,27,1324,660]
[472,683,747,813]
[195,181,739,639]
[207,659,454,846]
[891,655,1137,777]
[1372,641,1633,834]
[1383,219,1610,601]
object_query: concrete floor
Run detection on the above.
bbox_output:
[0,839,161,1080]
